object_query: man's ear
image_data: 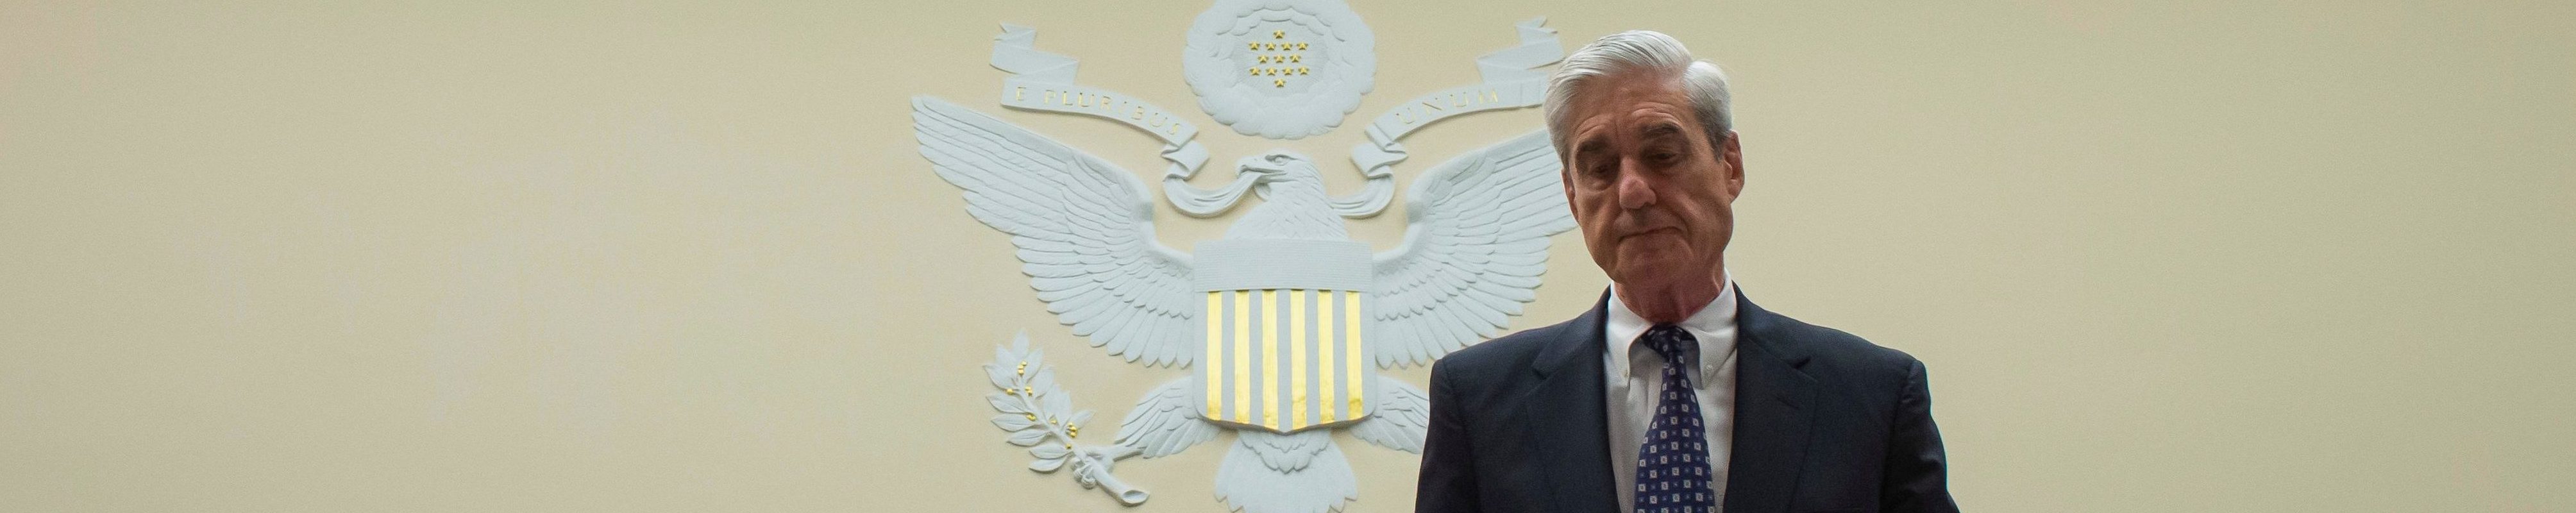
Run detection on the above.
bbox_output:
[1719,130,1746,198]
[1561,158,1580,214]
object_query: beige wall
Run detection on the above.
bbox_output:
[4,0,2572,510]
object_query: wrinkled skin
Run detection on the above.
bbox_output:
[1560,71,1746,323]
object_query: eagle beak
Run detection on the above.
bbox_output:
[1238,157,1283,181]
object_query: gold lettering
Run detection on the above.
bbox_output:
[1013,87,1025,101]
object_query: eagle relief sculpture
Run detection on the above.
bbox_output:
[912,3,1571,512]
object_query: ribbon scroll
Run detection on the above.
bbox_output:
[991,24,1258,217]
[1342,18,1563,218]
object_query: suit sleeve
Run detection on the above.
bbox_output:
[1881,359,1960,512]
[1415,359,1480,512]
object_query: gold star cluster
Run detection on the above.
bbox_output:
[1246,29,1309,87]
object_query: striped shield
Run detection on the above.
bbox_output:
[1191,238,1376,433]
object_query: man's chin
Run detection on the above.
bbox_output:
[1609,260,1708,285]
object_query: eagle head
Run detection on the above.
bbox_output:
[1236,150,1321,189]
[1224,149,1344,239]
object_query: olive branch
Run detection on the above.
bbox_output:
[983,332,1148,505]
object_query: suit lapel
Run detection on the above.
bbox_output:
[1723,290,1818,513]
[1517,290,1617,512]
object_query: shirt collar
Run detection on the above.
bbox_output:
[1604,273,1738,380]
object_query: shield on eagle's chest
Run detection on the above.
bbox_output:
[1190,238,1376,433]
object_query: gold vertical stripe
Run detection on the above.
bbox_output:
[1261,289,1281,431]
[1289,289,1308,430]
[1317,290,1336,424]
[1204,291,1222,418]
[1232,290,1250,424]
[1345,290,1364,419]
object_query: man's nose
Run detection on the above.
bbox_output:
[1615,161,1656,210]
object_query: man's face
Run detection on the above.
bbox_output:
[1561,72,1744,292]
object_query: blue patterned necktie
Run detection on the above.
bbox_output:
[1635,324,1715,513]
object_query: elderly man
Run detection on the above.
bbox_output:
[1414,31,1958,513]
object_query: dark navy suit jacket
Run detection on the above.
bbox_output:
[1415,289,1958,513]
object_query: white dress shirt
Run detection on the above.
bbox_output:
[1604,278,1738,513]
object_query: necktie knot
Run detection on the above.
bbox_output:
[1643,324,1698,368]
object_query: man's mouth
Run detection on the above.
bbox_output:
[1619,226,1681,240]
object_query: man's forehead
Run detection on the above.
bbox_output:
[1574,80,1693,122]
[1572,103,1695,144]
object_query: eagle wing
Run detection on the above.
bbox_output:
[913,96,1199,367]
[1346,374,1429,453]
[1113,378,1220,458]
[1369,130,1575,368]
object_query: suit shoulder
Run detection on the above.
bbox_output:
[1758,308,1924,375]
[1430,316,1574,387]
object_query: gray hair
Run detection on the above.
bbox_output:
[1543,30,1733,156]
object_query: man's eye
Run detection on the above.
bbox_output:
[1583,163,1616,180]
[1650,152,1678,163]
